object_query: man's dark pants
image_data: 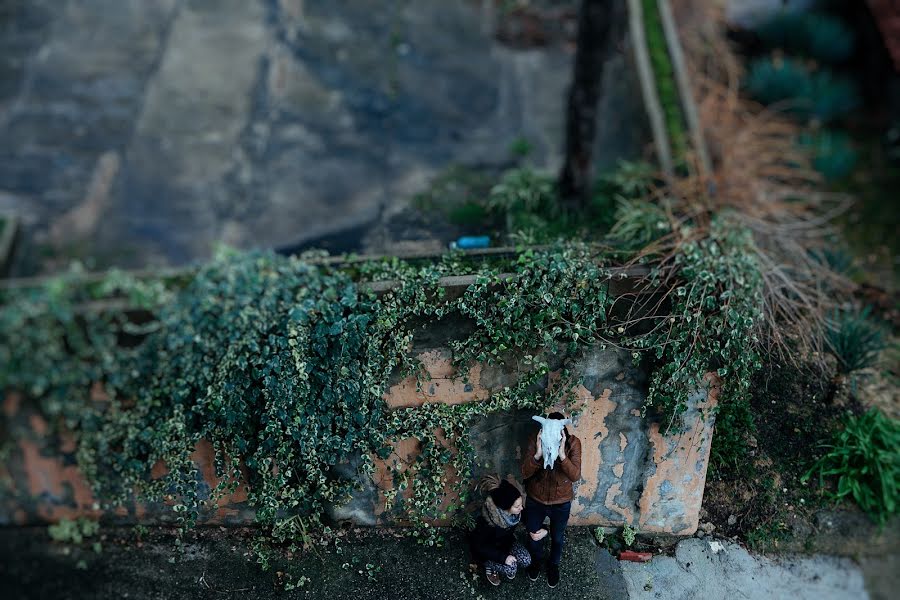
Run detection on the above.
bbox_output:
[523,498,572,566]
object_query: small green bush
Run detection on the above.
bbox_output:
[622,523,637,547]
[803,409,899,525]
[488,168,577,244]
[595,160,657,200]
[48,518,100,544]
[746,57,811,110]
[508,136,533,159]
[799,129,858,181]
[487,168,556,215]
[608,199,669,250]
[754,11,855,63]
[809,244,855,276]
[825,307,888,374]
[592,161,658,233]
[745,58,859,123]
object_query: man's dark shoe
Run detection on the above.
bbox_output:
[486,569,501,586]
[527,562,541,581]
[547,563,560,588]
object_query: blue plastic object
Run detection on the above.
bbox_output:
[451,236,490,250]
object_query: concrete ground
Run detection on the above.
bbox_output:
[0,527,888,600]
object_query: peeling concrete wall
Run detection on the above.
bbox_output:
[1,333,717,535]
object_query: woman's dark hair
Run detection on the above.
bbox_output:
[489,479,522,511]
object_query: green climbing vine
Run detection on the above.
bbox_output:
[1,217,766,569]
[0,244,615,550]
[631,217,764,431]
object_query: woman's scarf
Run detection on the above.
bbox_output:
[482,495,521,530]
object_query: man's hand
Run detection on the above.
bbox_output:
[505,554,517,566]
[529,528,548,541]
[533,432,543,462]
[558,429,567,461]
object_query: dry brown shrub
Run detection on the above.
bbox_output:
[629,1,858,366]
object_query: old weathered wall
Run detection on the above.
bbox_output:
[1,336,717,534]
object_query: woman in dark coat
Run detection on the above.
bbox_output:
[469,477,532,586]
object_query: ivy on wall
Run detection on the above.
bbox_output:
[634,218,764,431]
[1,220,764,564]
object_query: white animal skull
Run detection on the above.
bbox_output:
[532,415,572,468]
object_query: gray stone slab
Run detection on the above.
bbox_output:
[620,538,869,600]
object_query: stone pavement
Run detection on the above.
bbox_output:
[0,527,887,600]
[0,0,649,274]
[616,538,869,600]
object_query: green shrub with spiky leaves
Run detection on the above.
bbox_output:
[809,244,856,277]
[825,307,888,374]
[745,57,860,123]
[804,409,899,525]
[608,199,670,250]
[754,11,855,63]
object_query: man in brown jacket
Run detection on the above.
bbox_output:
[521,411,582,588]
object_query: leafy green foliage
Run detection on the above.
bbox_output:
[414,162,656,245]
[633,217,764,427]
[81,251,387,532]
[3,210,767,566]
[825,307,888,374]
[0,264,171,429]
[2,245,615,553]
[487,169,557,220]
[591,161,658,232]
[608,199,670,250]
[754,11,855,63]
[803,409,899,525]
[508,137,533,159]
[487,164,656,244]
[48,517,100,544]
[596,161,657,200]
[622,523,637,547]
[745,57,860,123]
